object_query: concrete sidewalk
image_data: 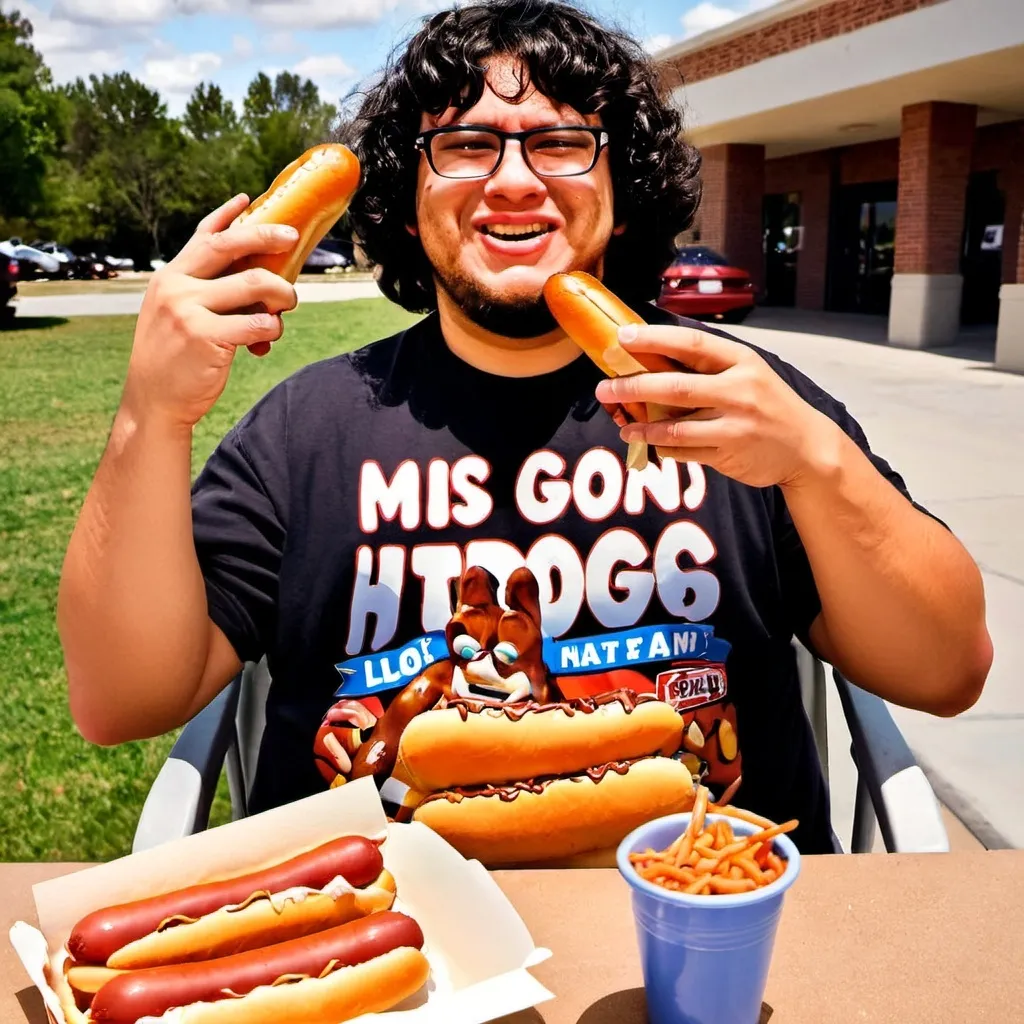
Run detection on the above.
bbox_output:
[732,308,1024,850]
[11,279,385,319]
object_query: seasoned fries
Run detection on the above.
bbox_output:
[628,785,797,896]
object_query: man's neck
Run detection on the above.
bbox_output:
[436,290,583,378]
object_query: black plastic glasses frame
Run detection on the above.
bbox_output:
[414,124,609,179]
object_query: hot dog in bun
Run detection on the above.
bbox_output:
[231,143,361,285]
[397,690,694,866]
[543,271,681,469]
[66,836,394,971]
[229,143,361,356]
[64,912,429,1024]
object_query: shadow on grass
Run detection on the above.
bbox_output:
[3,316,71,331]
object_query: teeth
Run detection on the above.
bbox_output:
[485,223,549,238]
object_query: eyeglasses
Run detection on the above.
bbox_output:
[414,124,609,180]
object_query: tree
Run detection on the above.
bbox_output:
[0,10,64,221]
[60,73,189,260]
[243,71,337,189]
[183,81,237,141]
[181,81,264,224]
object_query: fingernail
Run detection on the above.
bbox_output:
[618,324,639,344]
[620,425,642,442]
[273,225,300,240]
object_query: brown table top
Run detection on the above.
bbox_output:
[4,854,1024,1024]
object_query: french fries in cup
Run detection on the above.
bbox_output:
[616,786,802,1024]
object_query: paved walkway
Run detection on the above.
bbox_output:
[733,308,1023,850]
[11,280,385,319]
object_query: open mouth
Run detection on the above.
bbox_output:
[479,223,555,243]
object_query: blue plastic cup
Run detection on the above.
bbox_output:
[617,812,801,1024]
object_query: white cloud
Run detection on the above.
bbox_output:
[643,33,674,54]
[43,0,446,31]
[680,0,779,40]
[18,0,134,82]
[231,34,254,59]
[51,0,163,25]
[143,50,223,93]
[293,53,358,103]
[294,54,357,79]
[248,0,446,29]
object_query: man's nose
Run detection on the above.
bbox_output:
[484,141,546,202]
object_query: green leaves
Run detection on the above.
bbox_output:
[2,10,349,266]
[0,9,64,219]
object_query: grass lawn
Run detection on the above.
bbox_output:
[0,298,420,861]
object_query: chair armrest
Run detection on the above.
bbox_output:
[834,670,949,854]
[132,677,241,853]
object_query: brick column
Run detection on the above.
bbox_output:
[699,143,765,295]
[889,101,976,347]
[795,153,832,310]
[995,136,1024,370]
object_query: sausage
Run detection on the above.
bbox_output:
[68,836,383,966]
[543,271,681,469]
[89,912,425,1024]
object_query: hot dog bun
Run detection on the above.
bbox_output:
[88,912,427,1024]
[413,755,694,866]
[396,691,683,791]
[68,835,391,970]
[543,271,679,469]
[231,143,361,284]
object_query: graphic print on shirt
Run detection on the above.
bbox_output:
[313,449,742,865]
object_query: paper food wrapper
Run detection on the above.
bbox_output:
[9,777,553,1024]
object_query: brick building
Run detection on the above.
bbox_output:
[654,0,1024,369]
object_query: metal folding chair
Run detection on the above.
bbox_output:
[132,645,950,854]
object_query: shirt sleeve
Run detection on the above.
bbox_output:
[191,393,289,664]
[754,348,946,647]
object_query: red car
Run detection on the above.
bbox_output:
[1,255,18,324]
[656,246,755,324]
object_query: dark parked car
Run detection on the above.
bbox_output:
[656,246,756,324]
[316,238,355,266]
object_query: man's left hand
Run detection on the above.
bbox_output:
[594,324,845,488]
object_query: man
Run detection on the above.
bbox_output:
[58,0,991,854]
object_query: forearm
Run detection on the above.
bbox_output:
[783,423,991,716]
[58,400,213,743]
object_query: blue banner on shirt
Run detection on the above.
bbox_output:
[335,622,730,698]
[334,631,448,697]
[543,624,730,674]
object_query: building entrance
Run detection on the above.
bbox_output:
[828,181,897,315]
[960,170,1005,325]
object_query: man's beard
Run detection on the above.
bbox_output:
[432,263,562,339]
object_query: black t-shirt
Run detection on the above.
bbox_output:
[192,303,922,857]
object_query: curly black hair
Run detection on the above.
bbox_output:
[339,0,701,313]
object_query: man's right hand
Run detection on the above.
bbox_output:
[122,193,300,431]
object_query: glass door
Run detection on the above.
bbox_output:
[828,181,897,314]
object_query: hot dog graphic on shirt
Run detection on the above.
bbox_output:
[315,564,741,866]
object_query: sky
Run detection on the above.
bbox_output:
[13,0,779,116]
